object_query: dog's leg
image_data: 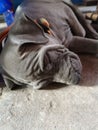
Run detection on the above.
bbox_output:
[64,2,98,39]
[68,36,98,54]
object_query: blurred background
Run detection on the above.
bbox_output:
[0,0,97,30]
[0,0,23,31]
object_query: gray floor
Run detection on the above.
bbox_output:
[0,85,98,130]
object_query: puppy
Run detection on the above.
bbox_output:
[0,0,98,89]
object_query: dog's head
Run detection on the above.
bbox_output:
[26,45,82,89]
[29,43,82,89]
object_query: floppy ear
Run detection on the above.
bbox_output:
[9,13,48,45]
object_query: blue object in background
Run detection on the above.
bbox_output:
[3,10,14,26]
[12,0,23,11]
[0,0,14,26]
[0,0,12,14]
[71,0,83,4]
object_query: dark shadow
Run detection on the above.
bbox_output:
[11,85,27,91]
[0,74,5,88]
[40,82,68,90]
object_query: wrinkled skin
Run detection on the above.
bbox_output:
[0,0,98,89]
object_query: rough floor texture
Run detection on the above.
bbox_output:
[0,55,98,130]
[0,85,98,130]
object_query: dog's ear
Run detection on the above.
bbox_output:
[9,13,48,45]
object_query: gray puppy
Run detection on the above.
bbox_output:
[0,0,98,89]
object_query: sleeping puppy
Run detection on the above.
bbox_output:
[0,0,98,89]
